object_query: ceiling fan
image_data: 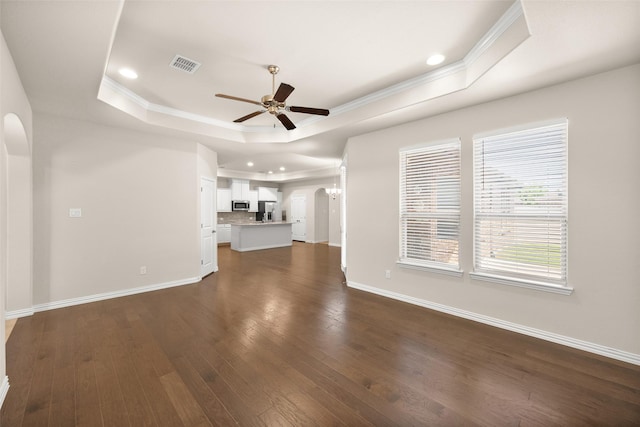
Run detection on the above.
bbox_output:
[215,65,330,130]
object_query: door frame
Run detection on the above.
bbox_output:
[200,176,217,277]
[291,194,307,242]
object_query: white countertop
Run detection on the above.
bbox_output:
[230,221,291,227]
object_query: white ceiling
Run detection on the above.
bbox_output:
[2,1,639,181]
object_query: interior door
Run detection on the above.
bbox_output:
[291,194,307,242]
[201,177,217,277]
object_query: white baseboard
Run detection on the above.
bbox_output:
[0,376,9,409]
[31,276,201,313]
[308,241,341,247]
[347,281,640,366]
[5,307,35,319]
[232,243,292,252]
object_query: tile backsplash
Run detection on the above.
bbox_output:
[218,212,256,223]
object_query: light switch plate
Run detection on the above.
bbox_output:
[69,208,82,218]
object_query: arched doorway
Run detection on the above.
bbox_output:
[3,113,33,319]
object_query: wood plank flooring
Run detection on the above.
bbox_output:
[2,242,639,426]
[5,319,17,343]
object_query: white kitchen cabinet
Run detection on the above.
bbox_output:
[248,190,259,212]
[217,224,231,243]
[258,186,278,201]
[216,188,232,212]
[231,179,251,200]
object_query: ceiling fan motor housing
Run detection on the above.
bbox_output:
[261,94,285,115]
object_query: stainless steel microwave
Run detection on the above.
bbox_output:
[232,200,250,211]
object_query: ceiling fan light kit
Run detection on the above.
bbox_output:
[215,65,330,130]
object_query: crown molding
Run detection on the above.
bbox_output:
[218,165,338,183]
[464,0,526,67]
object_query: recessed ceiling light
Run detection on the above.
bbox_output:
[279,166,285,171]
[118,68,138,79]
[268,171,273,174]
[426,54,445,66]
[247,161,254,167]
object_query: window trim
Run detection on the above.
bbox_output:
[397,260,463,277]
[399,138,462,274]
[470,271,573,295]
[472,118,569,293]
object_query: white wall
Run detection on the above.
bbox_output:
[197,144,217,182]
[32,114,209,307]
[314,189,329,243]
[2,30,33,317]
[1,29,34,403]
[345,64,640,360]
[328,193,341,247]
[6,153,31,314]
[280,177,341,245]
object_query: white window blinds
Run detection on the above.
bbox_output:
[473,119,568,286]
[399,139,461,272]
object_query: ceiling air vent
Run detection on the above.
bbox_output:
[169,55,201,74]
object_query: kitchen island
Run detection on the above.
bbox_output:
[230,221,292,252]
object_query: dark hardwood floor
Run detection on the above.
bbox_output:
[2,242,639,426]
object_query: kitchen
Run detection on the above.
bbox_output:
[216,178,293,252]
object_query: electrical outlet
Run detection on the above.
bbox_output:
[140,266,147,275]
[385,269,391,279]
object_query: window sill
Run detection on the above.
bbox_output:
[397,261,463,278]
[470,272,573,295]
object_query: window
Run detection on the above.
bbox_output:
[472,119,569,292]
[399,139,461,274]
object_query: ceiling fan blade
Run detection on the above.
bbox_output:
[215,93,263,106]
[273,83,295,103]
[233,110,266,123]
[288,106,330,116]
[276,113,296,130]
